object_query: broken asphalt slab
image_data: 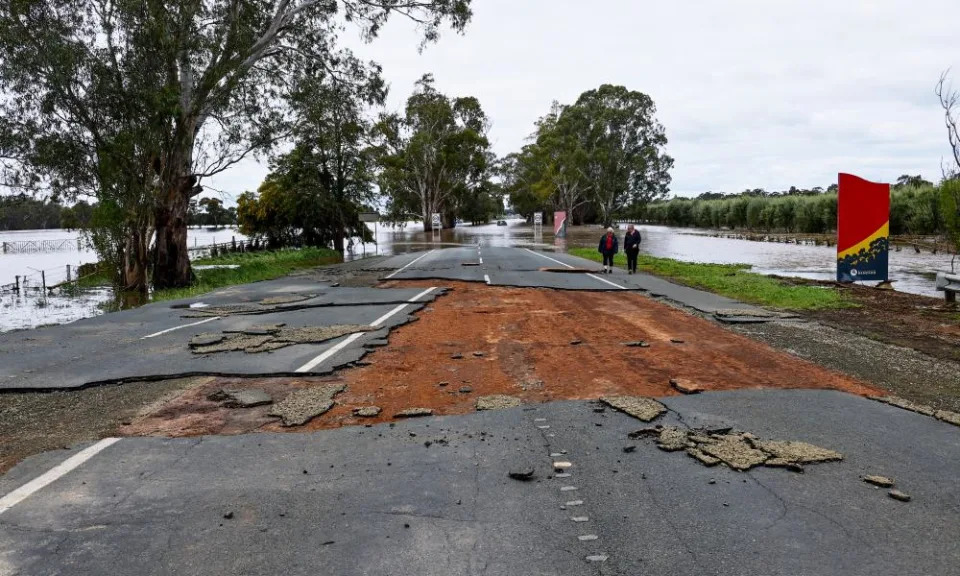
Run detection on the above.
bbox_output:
[0,283,445,391]
[2,390,958,575]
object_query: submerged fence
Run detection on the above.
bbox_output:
[1,238,83,254]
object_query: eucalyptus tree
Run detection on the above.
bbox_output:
[564,85,673,226]
[0,0,472,289]
[374,74,491,230]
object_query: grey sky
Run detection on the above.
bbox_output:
[208,0,960,202]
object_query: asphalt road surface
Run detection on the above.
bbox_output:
[1,246,957,575]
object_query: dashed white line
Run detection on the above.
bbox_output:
[484,274,491,285]
[579,534,599,541]
[524,248,626,290]
[0,438,120,516]
[295,287,436,373]
[572,516,590,522]
[560,486,578,491]
[385,250,435,279]
[141,316,221,339]
[566,500,584,506]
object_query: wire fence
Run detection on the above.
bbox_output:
[0,238,85,254]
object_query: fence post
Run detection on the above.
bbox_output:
[232,236,236,251]
[41,270,46,293]
[77,238,81,251]
[66,264,72,283]
[14,276,19,294]
[2,242,6,254]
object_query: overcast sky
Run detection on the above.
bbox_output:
[208,0,960,203]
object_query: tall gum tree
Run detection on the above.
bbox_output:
[0,0,472,289]
[374,74,491,231]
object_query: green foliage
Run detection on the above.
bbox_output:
[0,195,93,230]
[568,248,852,310]
[940,179,960,252]
[644,181,948,236]
[153,248,341,302]
[374,74,494,229]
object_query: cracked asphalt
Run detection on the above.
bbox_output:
[2,392,958,575]
[1,247,958,575]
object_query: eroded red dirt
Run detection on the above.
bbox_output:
[122,281,877,437]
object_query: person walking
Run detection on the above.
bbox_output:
[597,227,619,274]
[623,224,641,274]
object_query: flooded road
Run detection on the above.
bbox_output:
[353,220,952,298]
[1,220,952,333]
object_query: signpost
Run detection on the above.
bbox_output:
[837,173,890,283]
[359,212,379,255]
[553,211,567,238]
[533,212,543,238]
[431,213,442,243]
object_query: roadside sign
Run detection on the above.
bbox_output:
[554,211,567,238]
[533,212,543,225]
[432,213,442,228]
[836,173,890,283]
[359,212,379,223]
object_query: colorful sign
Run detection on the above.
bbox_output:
[837,173,890,283]
[554,211,567,238]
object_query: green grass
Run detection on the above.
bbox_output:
[151,247,342,303]
[569,248,852,310]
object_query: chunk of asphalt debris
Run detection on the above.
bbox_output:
[472,351,485,357]
[888,490,911,502]
[622,445,637,453]
[570,339,582,345]
[451,353,464,360]
[508,468,536,481]
[657,428,690,452]
[190,333,226,348]
[600,396,667,422]
[476,395,522,411]
[686,448,721,466]
[394,408,433,418]
[354,406,382,418]
[622,341,650,348]
[670,338,685,344]
[628,426,663,439]
[223,512,234,520]
[698,436,770,471]
[670,378,704,394]
[935,409,960,427]
[221,389,273,408]
[438,381,450,387]
[863,475,895,488]
[268,384,345,427]
[459,386,473,394]
[872,395,936,417]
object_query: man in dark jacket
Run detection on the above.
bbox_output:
[623,224,641,274]
[598,227,619,274]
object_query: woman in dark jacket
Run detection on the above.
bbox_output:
[597,227,618,274]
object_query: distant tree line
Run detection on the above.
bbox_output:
[640,175,953,237]
[0,195,93,231]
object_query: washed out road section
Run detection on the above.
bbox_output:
[1,392,958,576]
[0,279,444,391]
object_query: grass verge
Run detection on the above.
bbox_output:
[568,248,852,310]
[152,247,342,303]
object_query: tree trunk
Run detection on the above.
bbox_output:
[333,233,344,255]
[153,182,193,289]
[122,226,149,296]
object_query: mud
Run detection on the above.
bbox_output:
[109,282,878,437]
[640,426,843,473]
[190,324,372,355]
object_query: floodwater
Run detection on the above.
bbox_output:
[1,221,952,333]
[352,219,953,298]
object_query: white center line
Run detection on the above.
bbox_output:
[0,438,120,516]
[385,250,435,279]
[524,248,626,290]
[484,274,491,285]
[141,316,221,340]
[295,287,436,373]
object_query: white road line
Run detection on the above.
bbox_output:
[295,287,437,373]
[524,248,627,290]
[0,438,120,516]
[295,332,364,373]
[385,250,435,279]
[141,316,221,339]
[586,273,627,290]
[479,257,483,264]
[484,274,491,285]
